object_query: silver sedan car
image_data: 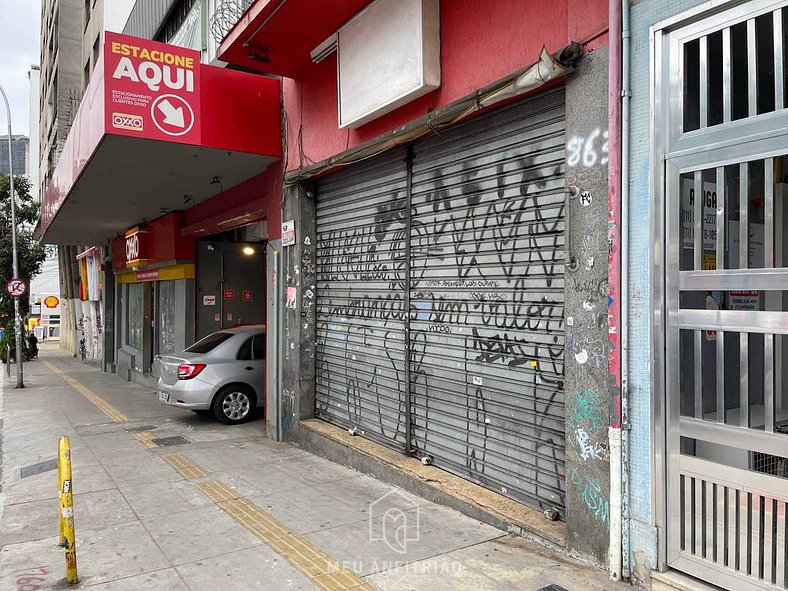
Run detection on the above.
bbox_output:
[155,324,265,424]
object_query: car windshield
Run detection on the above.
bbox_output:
[185,332,233,354]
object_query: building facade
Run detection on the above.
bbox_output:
[214,0,615,569]
[0,135,29,176]
[38,0,788,589]
[625,0,788,590]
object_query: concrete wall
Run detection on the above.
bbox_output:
[626,0,709,581]
[279,183,317,440]
[563,47,612,565]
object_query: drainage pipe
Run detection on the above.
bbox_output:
[620,0,633,579]
[608,0,624,581]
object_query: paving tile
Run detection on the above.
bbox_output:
[0,488,137,545]
[276,454,361,485]
[233,464,313,495]
[316,474,432,518]
[248,484,368,535]
[71,521,172,586]
[81,568,189,590]
[119,478,213,519]
[141,503,262,564]
[366,535,623,591]
[0,536,64,591]
[4,463,115,506]
[304,504,502,577]
[176,545,318,591]
[98,451,184,487]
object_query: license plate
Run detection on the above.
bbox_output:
[158,391,169,403]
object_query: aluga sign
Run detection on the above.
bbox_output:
[103,32,201,145]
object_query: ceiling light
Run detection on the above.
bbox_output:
[242,246,255,256]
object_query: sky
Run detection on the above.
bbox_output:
[0,0,40,137]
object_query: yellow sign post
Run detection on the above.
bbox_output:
[58,436,78,584]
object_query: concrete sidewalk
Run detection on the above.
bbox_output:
[0,345,624,590]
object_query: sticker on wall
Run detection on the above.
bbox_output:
[580,191,593,206]
[226,313,233,322]
[286,286,297,309]
[223,289,234,300]
[203,295,216,306]
[282,220,296,247]
[242,290,253,302]
[214,313,220,322]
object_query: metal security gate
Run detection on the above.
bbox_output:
[657,2,788,589]
[315,149,409,449]
[316,87,567,513]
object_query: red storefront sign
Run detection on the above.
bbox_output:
[224,289,235,300]
[242,290,253,302]
[125,226,148,268]
[104,32,201,146]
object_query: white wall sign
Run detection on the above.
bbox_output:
[282,220,296,246]
[203,295,216,306]
[338,0,440,128]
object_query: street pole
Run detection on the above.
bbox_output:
[0,83,24,388]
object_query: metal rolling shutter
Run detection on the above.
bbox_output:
[409,87,567,513]
[315,149,409,449]
[315,87,566,512]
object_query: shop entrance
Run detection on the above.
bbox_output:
[195,224,267,340]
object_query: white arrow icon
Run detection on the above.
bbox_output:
[157,99,185,128]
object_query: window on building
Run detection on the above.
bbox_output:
[83,60,90,92]
[127,282,143,350]
[84,0,90,31]
[92,36,100,70]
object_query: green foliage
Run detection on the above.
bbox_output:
[0,319,31,363]
[0,174,46,321]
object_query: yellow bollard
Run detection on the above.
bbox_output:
[58,436,78,584]
[58,444,65,546]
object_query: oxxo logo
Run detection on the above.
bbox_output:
[113,112,144,132]
[126,232,140,262]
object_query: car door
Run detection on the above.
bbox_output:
[250,333,265,401]
[235,333,264,401]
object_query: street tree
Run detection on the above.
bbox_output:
[0,174,46,360]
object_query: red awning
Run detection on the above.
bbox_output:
[41,33,281,245]
[217,0,373,77]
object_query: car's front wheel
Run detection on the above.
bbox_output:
[212,386,255,425]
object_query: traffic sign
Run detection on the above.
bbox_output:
[6,279,27,298]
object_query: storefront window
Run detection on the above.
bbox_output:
[157,280,178,355]
[127,282,143,350]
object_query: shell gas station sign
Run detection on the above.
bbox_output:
[105,32,201,145]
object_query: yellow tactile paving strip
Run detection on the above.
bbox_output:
[162,453,208,479]
[42,359,128,423]
[132,432,158,448]
[197,475,375,590]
